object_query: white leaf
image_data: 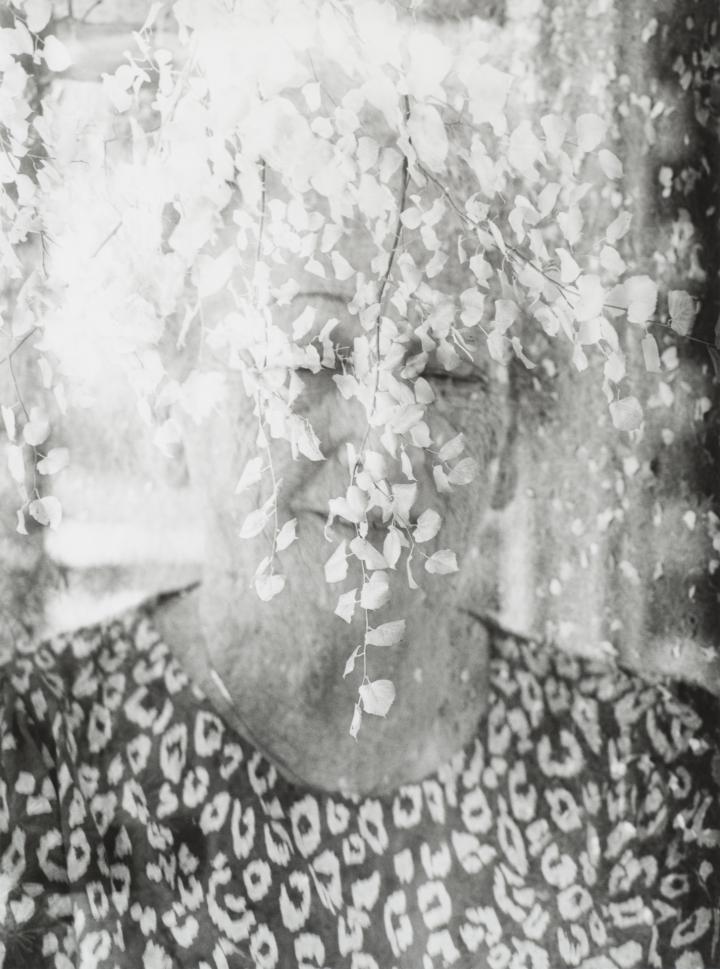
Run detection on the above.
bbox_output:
[275,519,297,552]
[598,149,623,179]
[448,458,478,486]
[469,254,493,287]
[459,288,486,327]
[335,589,357,624]
[433,464,452,494]
[495,299,519,329]
[302,81,321,112]
[574,275,606,322]
[558,206,583,246]
[235,456,264,494]
[6,445,25,484]
[414,377,435,405]
[346,485,369,518]
[413,509,442,544]
[296,423,324,461]
[349,702,362,739]
[557,248,581,284]
[576,113,606,152]
[425,549,458,574]
[328,496,362,526]
[350,537,388,571]
[462,63,513,133]
[540,114,567,153]
[28,496,62,530]
[438,433,465,462]
[573,344,589,372]
[604,351,626,384]
[16,510,27,536]
[179,371,225,424]
[400,448,416,481]
[606,211,632,244]
[23,410,49,446]
[43,36,73,73]
[406,30,452,100]
[330,253,354,281]
[25,0,52,33]
[389,403,425,435]
[667,290,697,336]
[609,396,643,431]
[37,447,69,476]
[625,275,657,324]
[487,221,507,255]
[239,509,269,540]
[407,103,448,173]
[194,250,235,298]
[305,259,326,278]
[358,679,396,717]
[600,245,626,276]
[391,483,417,522]
[343,644,363,678]
[360,570,390,610]
[401,207,423,230]
[382,528,402,569]
[254,555,273,578]
[292,306,317,341]
[366,619,405,647]
[2,405,16,442]
[255,573,286,601]
[324,540,349,583]
[508,121,543,178]
[511,337,536,370]
[487,330,509,364]
[406,554,419,590]
[537,182,560,217]
[141,1,165,31]
[642,335,661,373]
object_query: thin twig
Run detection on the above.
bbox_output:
[417,160,575,307]
[370,96,411,406]
[92,220,123,259]
[0,328,38,368]
[650,319,713,349]
[79,0,104,22]
[255,158,267,274]
[601,303,714,350]
[351,101,411,474]
[7,354,29,421]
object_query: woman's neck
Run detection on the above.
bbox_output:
[152,581,493,797]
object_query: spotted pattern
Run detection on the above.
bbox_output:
[1,602,719,968]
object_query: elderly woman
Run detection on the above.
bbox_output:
[2,1,720,967]
[3,333,720,969]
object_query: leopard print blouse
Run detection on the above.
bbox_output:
[1,600,719,969]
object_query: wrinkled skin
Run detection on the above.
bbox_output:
[163,317,511,795]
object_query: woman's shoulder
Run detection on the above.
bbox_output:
[487,616,720,765]
[0,592,171,710]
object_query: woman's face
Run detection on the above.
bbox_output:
[182,288,511,791]
[176,14,514,791]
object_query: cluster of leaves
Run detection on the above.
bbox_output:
[1,0,72,534]
[0,0,700,734]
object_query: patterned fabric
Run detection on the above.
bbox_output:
[1,600,719,969]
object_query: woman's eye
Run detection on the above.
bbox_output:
[423,367,488,388]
